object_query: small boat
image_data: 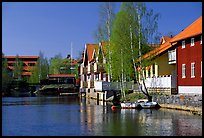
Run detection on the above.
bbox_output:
[120,102,141,109]
[137,99,160,109]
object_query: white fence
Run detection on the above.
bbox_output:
[94,81,138,91]
[144,75,176,88]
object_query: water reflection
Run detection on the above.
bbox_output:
[2,96,202,136]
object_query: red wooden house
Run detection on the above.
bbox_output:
[170,16,202,94]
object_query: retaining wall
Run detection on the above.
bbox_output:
[153,94,202,116]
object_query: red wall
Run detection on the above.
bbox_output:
[177,35,202,86]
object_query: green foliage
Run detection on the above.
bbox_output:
[2,54,12,92]
[110,10,135,82]
[13,55,23,81]
[29,51,49,84]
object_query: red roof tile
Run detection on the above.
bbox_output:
[86,44,98,62]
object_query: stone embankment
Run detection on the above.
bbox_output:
[153,94,202,116]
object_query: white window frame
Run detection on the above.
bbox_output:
[95,73,99,80]
[182,40,185,49]
[87,75,90,80]
[182,64,186,78]
[201,35,202,44]
[103,73,106,81]
[191,38,195,46]
[191,62,195,78]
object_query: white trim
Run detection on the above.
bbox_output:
[178,86,202,94]
[182,64,186,78]
[190,37,194,46]
[191,62,195,78]
[182,40,185,49]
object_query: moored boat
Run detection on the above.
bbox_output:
[137,99,160,109]
[120,102,141,109]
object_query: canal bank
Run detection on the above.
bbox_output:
[153,94,202,116]
[84,92,202,116]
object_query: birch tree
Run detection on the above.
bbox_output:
[126,2,160,101]
[94,2,116,82]
[110,11,134,98]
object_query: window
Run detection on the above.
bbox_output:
[182,40,185,48]
[95,74,99,80]
[191,62,195,78]
[191,38,195,46]
[201,35,202,44]
[182,64,186,78]
[103,73,106,81]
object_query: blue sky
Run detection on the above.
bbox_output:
[2,2,202,60]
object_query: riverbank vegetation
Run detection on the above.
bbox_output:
[2,51,80,96]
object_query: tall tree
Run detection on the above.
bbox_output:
[110,11,134,98]
[94,2,116,82]
[110,2,160,100]
[129,2,160,101]
[13,55,23,81]
[29,51,49,83]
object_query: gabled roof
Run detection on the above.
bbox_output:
[140,16,202,61]
[170,16,202,43]
[142,38,173,60]
[86,44,98,62]
[160,36,172,44]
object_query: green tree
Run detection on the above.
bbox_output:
[29,51,49,83]
[2,53,12,93]
[110,10,134,98]
[127,2,160,101]
[94,2,116,81]
[13,55,23,81]
[110,2,160,100]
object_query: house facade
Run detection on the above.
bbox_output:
[3,56,39,79]
[79,42,115,101]
[170,16,202,94]
[138,36,177,95]
[140,16,202,95]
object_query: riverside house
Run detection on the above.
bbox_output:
[138,35,177,95]
[170,16,202,94]
[79,42,113,101]
[139,16,202,95]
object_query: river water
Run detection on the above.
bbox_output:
[2,95,202,136]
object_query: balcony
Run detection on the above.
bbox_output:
[94,63,105,72]
[80,81,88,88]
[80,66,87,75]
[87,64,94,74]
[87,80,94,88]
[168,49,176,64]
